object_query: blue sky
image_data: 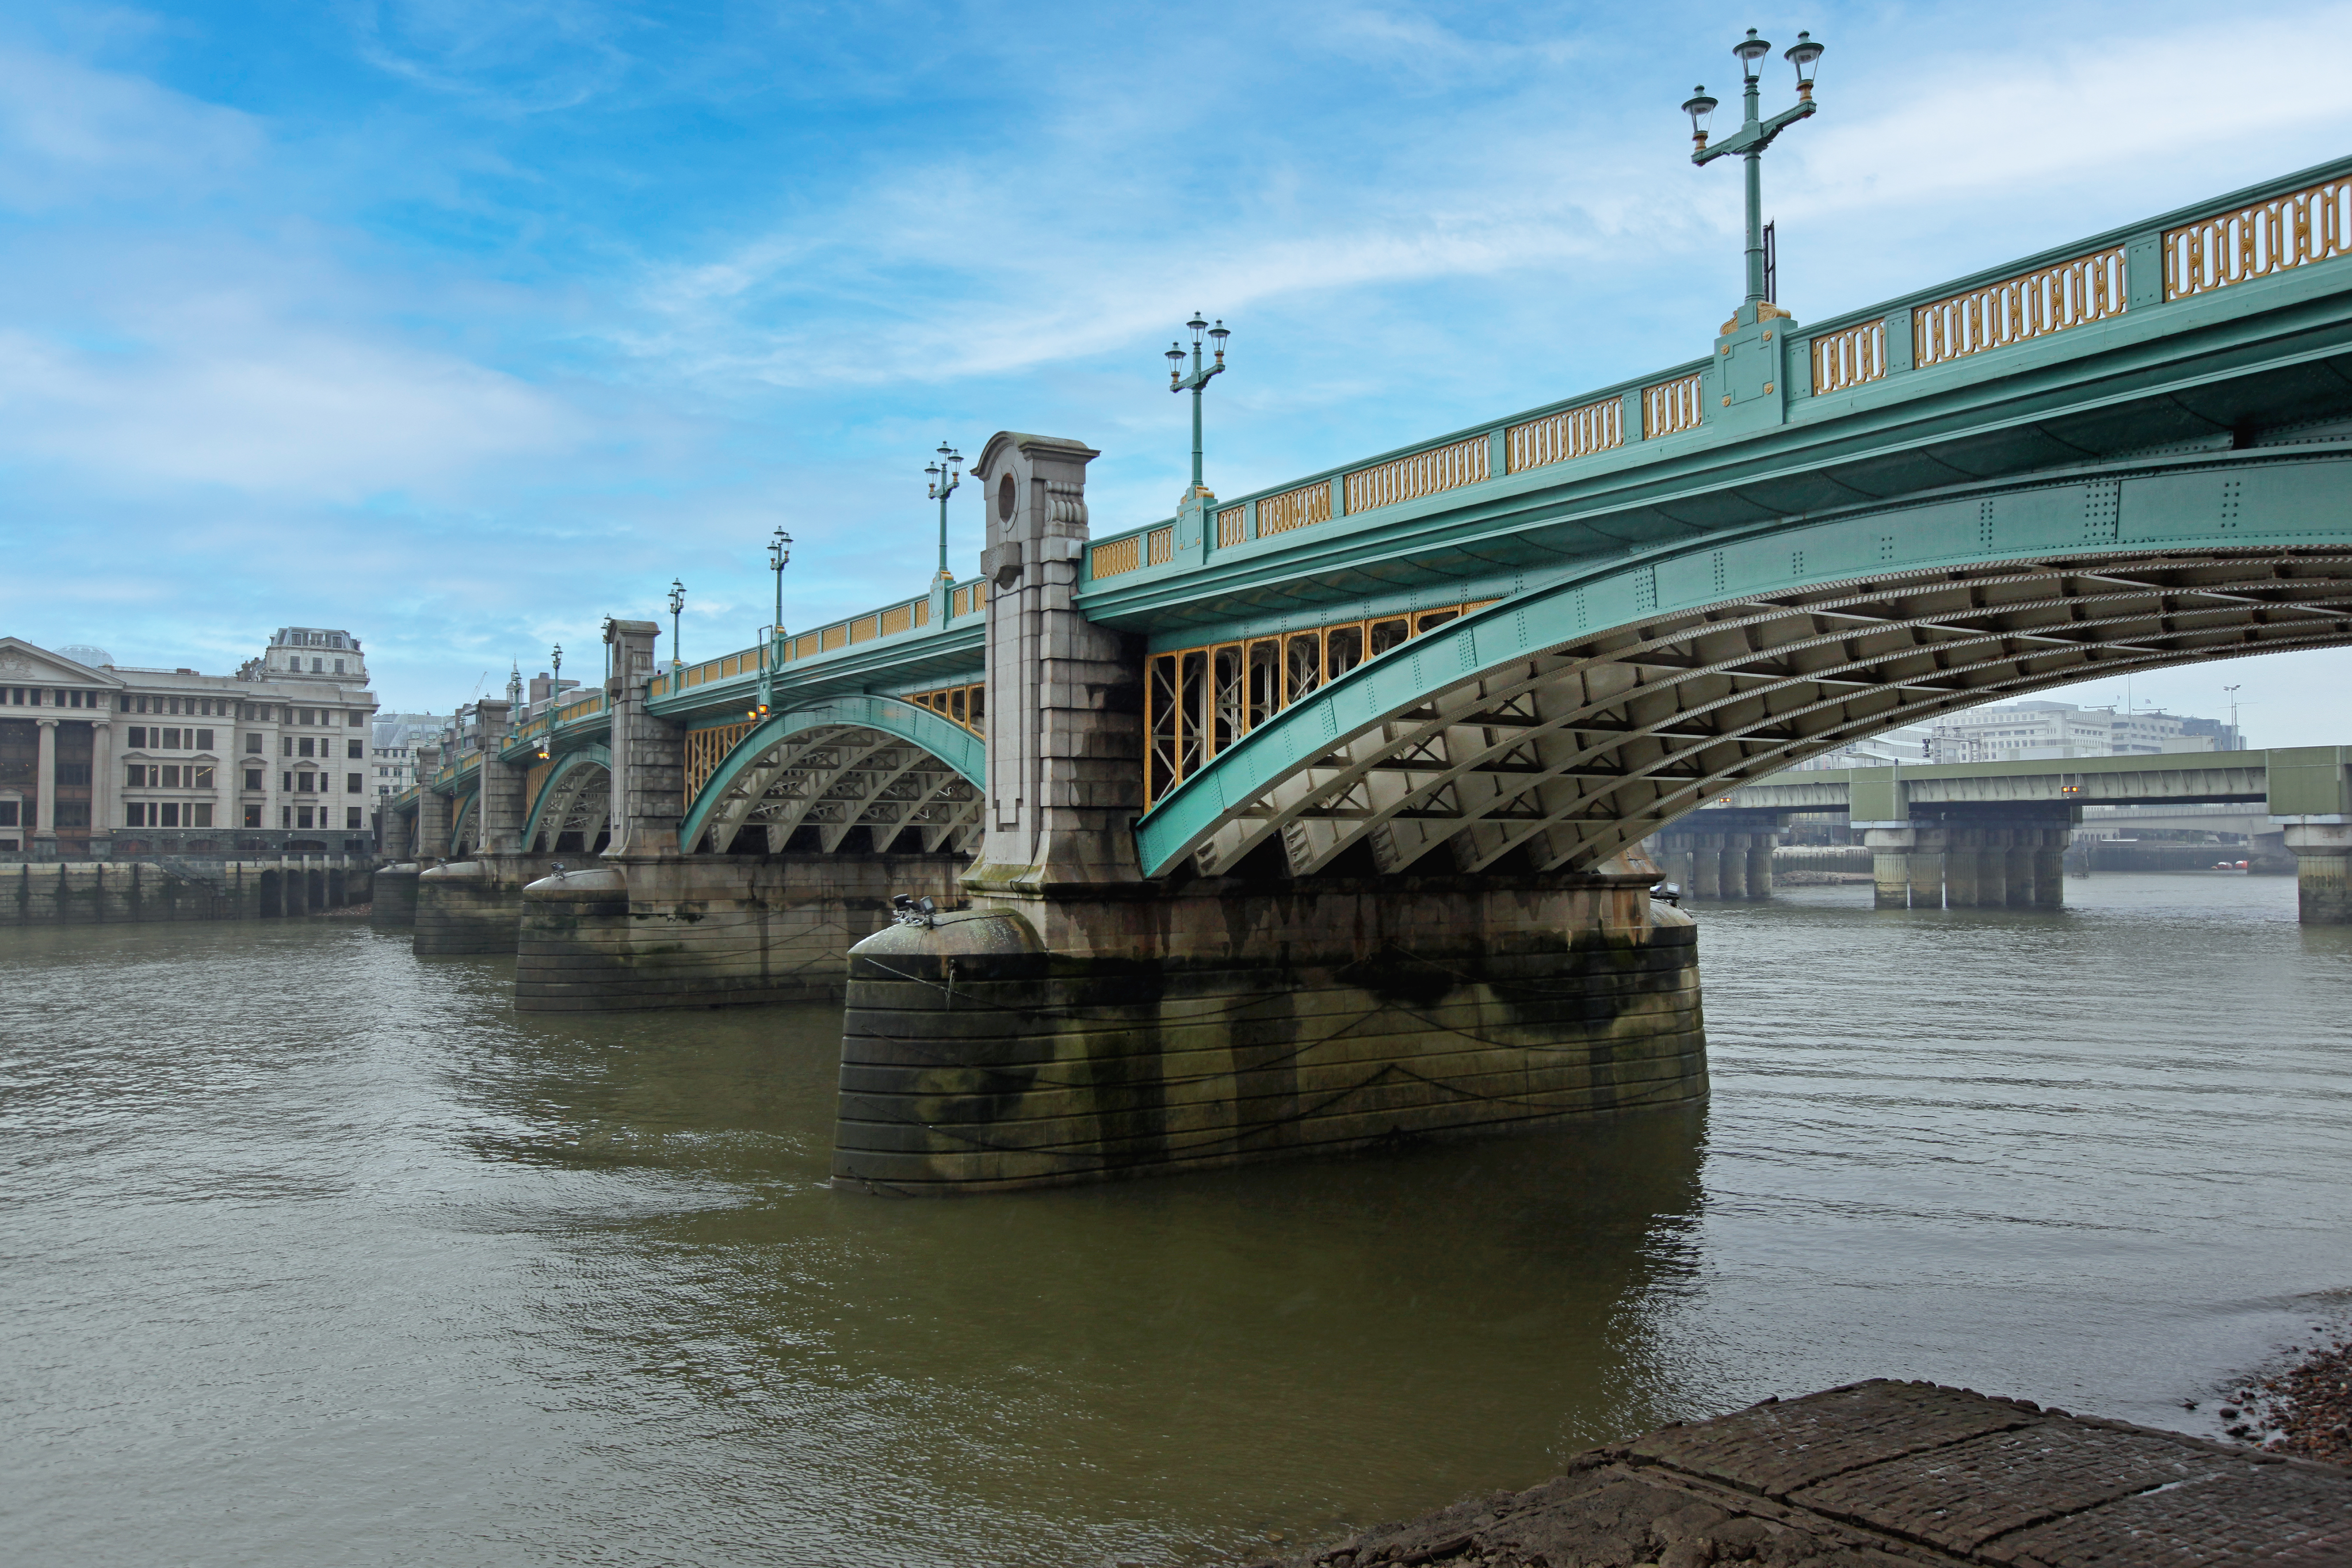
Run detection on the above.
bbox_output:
[4,0,2352,740]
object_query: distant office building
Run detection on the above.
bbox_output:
[1926,700,2239,763]
[371,712,444,800]
[1790,722,1938,771]
[0,629,381,860]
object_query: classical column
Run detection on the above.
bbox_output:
[1865,825,1913,909]
[2284,824,2352,924]
[32,717,57,856]
[1717,834,1749,899]
[1690,834,1723,899]
[1943,827,1980,907]
[1906,827,1946,910]
[89,719,115,858]
[2032,828,2066,910]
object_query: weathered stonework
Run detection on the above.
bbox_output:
[0,857,371,926]
[413,852,562,955]
[834,871,1704,1194]
[371,862,421,929]
[514,853,967,1011]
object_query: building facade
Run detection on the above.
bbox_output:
[0,629,381,861]
[1925,700,2238,764]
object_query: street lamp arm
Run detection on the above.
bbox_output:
[1690,98,1815,164]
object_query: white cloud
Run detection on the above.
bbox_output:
[0,42,262,208]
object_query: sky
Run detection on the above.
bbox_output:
[3,0,2350,742]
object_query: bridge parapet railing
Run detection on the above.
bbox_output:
[648,575,990,701]
[1081,152,2352,592]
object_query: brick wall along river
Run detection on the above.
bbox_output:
[1,873,2347,1567]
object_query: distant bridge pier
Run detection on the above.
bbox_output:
[2285,825,2352,923]
[1654,816,1775,900]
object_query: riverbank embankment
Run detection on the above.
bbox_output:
[1250,1380,2350,1567]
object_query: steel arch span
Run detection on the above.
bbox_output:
[679,696,984,856]
[521,744,611,852]
[447,789,479,858]
[1136,445,2352,880]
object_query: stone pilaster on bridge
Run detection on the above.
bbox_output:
[964,431,1144,894]
[472,699,527,854]
[605,618,685,860]
[413,745,450,865]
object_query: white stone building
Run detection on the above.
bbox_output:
[1925,700,2231,763]
[0,629,381,860]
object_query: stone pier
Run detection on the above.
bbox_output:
[2285,823,2352,923]
[832,430,1708,1194]
[413,852,561,955]
[372,862,421,929]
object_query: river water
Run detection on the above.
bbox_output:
[4,873,2349,1566]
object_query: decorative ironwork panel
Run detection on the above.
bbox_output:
[1147,525,1174,565]
[1345,432,1490,514]
[1217,506,1247,547]
[880,604,911,636]
[1913,247,2125,367]
[1811,318,1886,393]
[2168,175,2352,299]
[906,684,985,736]
[795,632,821,659]
[1507,398,1622,474]
[1256,481,1333,537]
[683,722,751,809]
[952,585,970,616]
[820,624,847,652]
[1140,596,1496,809]
[1644,373,1705,438]
[1091,534,1143,579]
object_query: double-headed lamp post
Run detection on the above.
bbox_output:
[1165,314,1230,496]
[667,578,685,678]
[1683,29,1825,310]
[767,527,792,639]
[923,443,961,582]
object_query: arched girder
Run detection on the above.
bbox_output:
[520,744,612,852]
[1137,446,2352,879]
[448,789,479,858]
[679,696,985,856]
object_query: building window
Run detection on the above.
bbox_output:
[193,764,214,789]
[296,772,314,793]
[126,764,148,787]
[311,659,323,673]
[346,772,361,794]
[246,732,262,753]
[347,739,363,759]
[297,738,313,758]
[245,804,262,828]
[244,768,263,791]
[0,802,18,826]
[193,804,213,828]
[346,807,362,829]
[280,806,292,827]
[160,803,180,828]
[349,712,363,727]
[282,738,293,756]
[195,729,213,749]
[282,772,293,791]
[297,805,314,828]
[334,660,345,674]
[126,803,148,827]
[56,802,88,828]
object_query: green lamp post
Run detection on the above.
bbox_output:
[667,578,685,679]
[1165,314,1230,497]
[923,442,961,582]
[1683,29,1825,310]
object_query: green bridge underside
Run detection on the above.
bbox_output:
[409,157,2352,879]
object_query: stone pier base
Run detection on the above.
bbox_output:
[2287,824,2352,923]
[413,854,559,955]
[833,871,1706,1194]
[514,852,967,1011]
[371,863,421,930]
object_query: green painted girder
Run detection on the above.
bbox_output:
[1132,441,2352,877]
[676,694,985,855]
[518,742,612,850]
[447,787,478,858]
[648,621,984,726]
[1077,155,2352,652]
[495,714,610,768]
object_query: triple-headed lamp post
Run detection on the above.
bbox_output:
[767,527,791,640]
[923,443,961,582]
[1682,28,1825,310]
[667,578,685,678]
[1165,313,1230,496]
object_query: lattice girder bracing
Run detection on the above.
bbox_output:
[695,723,982,855]
[1159,540,2352,881]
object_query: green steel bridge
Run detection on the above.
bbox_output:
[395,155,2352,880]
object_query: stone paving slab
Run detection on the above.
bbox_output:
[1255,1381,2352,1568]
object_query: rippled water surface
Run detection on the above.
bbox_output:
[5,874,2349,1566]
